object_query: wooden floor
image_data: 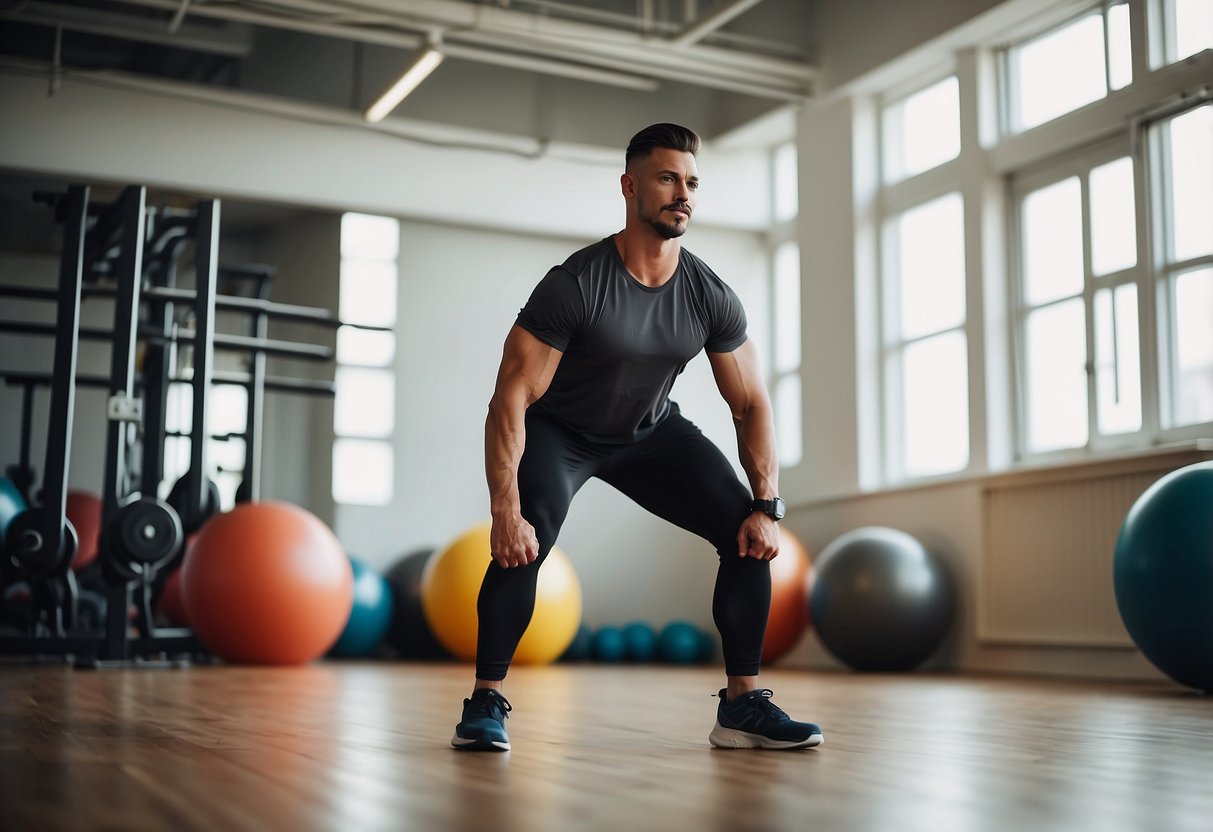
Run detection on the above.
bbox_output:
[1,661,1210,832]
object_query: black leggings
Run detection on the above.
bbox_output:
[476,405,771,680]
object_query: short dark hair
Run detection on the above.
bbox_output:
[624,123,701,167]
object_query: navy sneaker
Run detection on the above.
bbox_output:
[709,688,823,750]
[451,689,512,751]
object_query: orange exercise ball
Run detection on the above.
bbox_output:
[156,566,189,627]
[762,526,813,664]
[181,501,353,665]
[65,490,103,571]
[422,523,582,665]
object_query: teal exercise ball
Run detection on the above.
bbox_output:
[591,626,626,662]
[0,476,26,542]
[330,557,394,657]
[659,620,702,664]
[1113,461,1213,693]
[622,621,658,662]
[560,624,593,662]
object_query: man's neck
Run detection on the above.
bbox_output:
[614,226,682,288]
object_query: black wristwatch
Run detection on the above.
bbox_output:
[750,497,786,521]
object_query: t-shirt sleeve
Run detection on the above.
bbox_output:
[705,282,748,353]
[515,267,583,351]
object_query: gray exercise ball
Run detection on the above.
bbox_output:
[809,526,955,671]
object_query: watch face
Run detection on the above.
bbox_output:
[773,498,786,520]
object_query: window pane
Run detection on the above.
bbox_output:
[1173,267,1213,425]
[901,330,969,477]
[774,374,802,468]
[1013,14,1106,130]
[1025,299,1089,452]
[334,367,395,437]
[1094,284,1142,435]
[896,193,966,339]
[340,259,398,327]
[341,213,399,261]
[337,325,395,366]
[1108,3,1132,90]
[208,383,248,437]
[1022,177,1083,306]
[884,77,960,182]
[773,143,798,222]
[773,242,801,373]
[1168,104,1213,263]
[333,438,393,505]
[1090,157,1137,276]
[1175,0,1213,62]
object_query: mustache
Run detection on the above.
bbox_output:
[663,202,691,214]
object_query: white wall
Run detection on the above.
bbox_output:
[336,218,769,633]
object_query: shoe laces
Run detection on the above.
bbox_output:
[745,689,789,722]
[467,690,512,721]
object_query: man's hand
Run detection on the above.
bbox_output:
[737,512,780,560]
[490,513,540,568]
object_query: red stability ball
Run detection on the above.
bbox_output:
[181,501,353,665]
[761,526,813,664]
[65,490,103,571]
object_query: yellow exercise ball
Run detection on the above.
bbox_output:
[421,523,582,664]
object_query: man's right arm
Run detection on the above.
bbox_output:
[485,325,563,568]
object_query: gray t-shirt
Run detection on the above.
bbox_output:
[516,236,748,444]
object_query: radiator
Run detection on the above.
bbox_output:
[978,446,1212,647]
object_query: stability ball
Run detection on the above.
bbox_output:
[65,490,103,571]
[622,621,658,662]
[0,476,26,541]
[592,626,626,662]
[659,620,703,664]
[560,624,593,662]
[156,567,189,627]
[384,548,450,660]
[1114,461,1213,693]
[182,501,353,665]
[421,523,582,665]
[762,526,812,664]
[810,527,954,672]
[330,556,394,658]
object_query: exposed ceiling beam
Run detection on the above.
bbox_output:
[670,0,768,46]
[101,0,812,100]
[2,0,253,57]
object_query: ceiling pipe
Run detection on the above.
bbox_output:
[100,0,811,100]
[670,0,768,46]
[2,0,252,57]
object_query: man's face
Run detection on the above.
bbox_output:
[627,148,699,240]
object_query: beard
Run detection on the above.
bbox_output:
[638,194,688,239]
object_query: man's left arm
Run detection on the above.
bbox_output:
[707,338,781,561]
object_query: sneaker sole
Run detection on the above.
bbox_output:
[451,734,511,752]
[708,723,824,750]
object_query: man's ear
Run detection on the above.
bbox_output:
[620,172,637,199]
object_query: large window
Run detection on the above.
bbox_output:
[1012,146,1142,456]
[1003,2,1132,133]
[1161,0,1213,64]
[770,142,802,468]
[332,213,398,506]
[874,74,970,483]
[1151,103,1213,427]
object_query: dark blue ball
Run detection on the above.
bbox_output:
[622,621,658,662]
[591,626,627,662]
[330,557,394,657]
[560,624,593,662]
[659,620,702,664]
[1114,461,1213,693]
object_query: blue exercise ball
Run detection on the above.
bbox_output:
[659,620,702,664]
[1114,461,1213,693]
[560,624,593,662]
[810,527,955,672]
[591,626,626,662]
[384,548,450,660]
[330,557,395,657]
[622,621,658,662]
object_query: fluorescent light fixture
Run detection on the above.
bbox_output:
[365,45,444,123]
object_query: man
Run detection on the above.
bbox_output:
[452,123,823,753]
